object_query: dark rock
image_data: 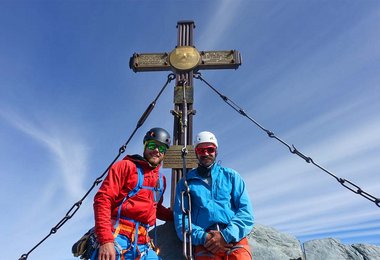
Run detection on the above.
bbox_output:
[150,222,183,260]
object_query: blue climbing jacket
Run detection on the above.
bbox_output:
[173,162,254,245]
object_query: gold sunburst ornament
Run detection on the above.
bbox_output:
[169,46,201,71]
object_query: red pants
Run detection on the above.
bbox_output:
[194,237,252,260]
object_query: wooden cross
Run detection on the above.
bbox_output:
[129,20,242,207]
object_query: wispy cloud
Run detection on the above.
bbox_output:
[198,0,243,48]
[0,108,88,199]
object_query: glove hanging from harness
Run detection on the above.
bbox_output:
[72,227,98,260]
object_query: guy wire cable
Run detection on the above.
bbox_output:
[19,73,176,260]
[193,72,379,208]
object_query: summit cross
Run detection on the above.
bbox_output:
[129,20,242,206]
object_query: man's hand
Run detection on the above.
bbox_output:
[98,242,116,260]
[204,230,232,254]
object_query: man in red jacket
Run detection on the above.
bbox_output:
[92,127,173,260]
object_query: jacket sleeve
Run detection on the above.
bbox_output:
[93,161,129,245]
[220,171,254,243]
[157,175,174,221]
[173,179,208,246]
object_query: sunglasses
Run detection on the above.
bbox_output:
[195,146,216,155]
[145,141,167,154]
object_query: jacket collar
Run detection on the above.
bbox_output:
[187,163,219,180]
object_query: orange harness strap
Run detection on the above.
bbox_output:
[113,222,148,260]
[113,223,148,240]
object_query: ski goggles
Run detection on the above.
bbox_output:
[195,146,216,155]
[145,141,167,154]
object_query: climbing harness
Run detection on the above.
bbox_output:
[110,163,164,260]
[18,73,175,260]
[193,72,380,208]
[178,79,194,260]
[73,163,163,260]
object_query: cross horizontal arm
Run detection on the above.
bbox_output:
[129,52,171,72]
[129,50,242,72]
[197,50,242,70]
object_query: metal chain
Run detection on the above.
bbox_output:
[193,72,380,208]
[18,73,176,260]
[181,187,193,259]
[178,79,194,260]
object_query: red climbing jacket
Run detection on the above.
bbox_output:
[93,154,173,246]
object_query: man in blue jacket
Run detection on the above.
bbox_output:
[174,131,254,259]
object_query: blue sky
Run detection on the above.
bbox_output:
[1,1,380,259]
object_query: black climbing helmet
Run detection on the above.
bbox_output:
[143,127,171,148]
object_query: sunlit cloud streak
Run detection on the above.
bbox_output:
[0,108,88,199]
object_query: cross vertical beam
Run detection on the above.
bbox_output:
[170,21,195,208]
[129,20,242,207]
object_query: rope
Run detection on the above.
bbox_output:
[18,73,176,260]
[193,72,380,209]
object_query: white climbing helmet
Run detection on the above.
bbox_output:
[194,131,218,148]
